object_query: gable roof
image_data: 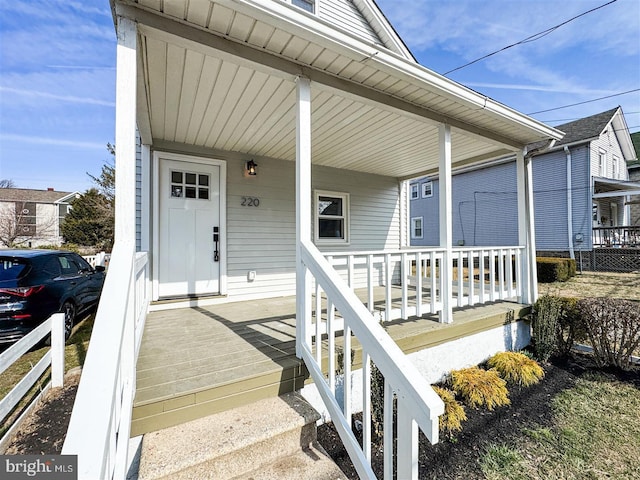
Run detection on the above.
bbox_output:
[0,188,78,204]
[630,132,640,169]
[553,107,620,146]
[354,0,415,61]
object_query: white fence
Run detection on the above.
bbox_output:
[0,313,65,449]
[82,252,111,268]
[62,244,149,479]
[300,242,444,479]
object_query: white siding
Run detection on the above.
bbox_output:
[136,135,143,251]
[225,156,400,298]
[318,0,384,46]
[590,129,629,181]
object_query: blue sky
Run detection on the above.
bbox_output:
[0,0,638,193]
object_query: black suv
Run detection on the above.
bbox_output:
[0,249,106,346]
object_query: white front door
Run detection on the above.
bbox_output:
[158,158,222,298]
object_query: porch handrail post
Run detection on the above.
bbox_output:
[525,152,538,301]
[438,124,453,323]
[114,15,138,245]
[296,75,312,357]
[516,150,532,304]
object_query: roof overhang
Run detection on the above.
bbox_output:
[113,0,563,180]
[593,177,640,198]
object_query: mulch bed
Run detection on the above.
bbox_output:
[317,353,640,479]
[2,370,81,455]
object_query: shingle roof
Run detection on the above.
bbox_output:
[0,188,76,204]
[630,132,640,168]
[553,107,620,146]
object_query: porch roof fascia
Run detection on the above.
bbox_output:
[114,0,563,154]
[593,177,640,198]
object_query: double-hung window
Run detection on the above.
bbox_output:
[291,0,314,13]
[410,184,419,200]
[315,190,349,244]
[598,150,606,177]
[411,217,423,239]
[422,181,433,198]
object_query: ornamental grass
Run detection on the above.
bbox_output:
[450,367,510,411]
[488,351,545,387]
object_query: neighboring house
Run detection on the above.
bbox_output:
[629,131,640,225]
[63,1,563,478]
[410,107,640,267]
[0,188,80,247]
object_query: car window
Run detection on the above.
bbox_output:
[58,255,81,276]
[0,258,28,281]
[42,257,62,278]
[74,254,92,271]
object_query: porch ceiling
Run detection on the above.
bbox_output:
[118,0,563,179]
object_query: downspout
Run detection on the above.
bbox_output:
[564,146,575,259]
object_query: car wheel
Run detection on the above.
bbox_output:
[62,301,76,340]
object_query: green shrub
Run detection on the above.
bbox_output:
[532,295,564,361]
[433,386,467,435]
[487,351,545,386]
[450,367,510,410]
[576,298,640,370]
[536,257,575,283]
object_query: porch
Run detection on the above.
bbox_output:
[132,291,530,436]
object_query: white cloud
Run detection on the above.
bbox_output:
[0,86,115,107]
[0,133,106,150]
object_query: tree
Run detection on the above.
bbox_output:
[0,179,16,188]
[60,144,115,250]
[60,189,114,250]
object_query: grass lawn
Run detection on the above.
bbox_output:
[481,372,640,480]
[538,271,640,301]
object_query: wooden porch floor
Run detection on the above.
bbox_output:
[132,288,530,436]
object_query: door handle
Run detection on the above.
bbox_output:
[213,227,220,262]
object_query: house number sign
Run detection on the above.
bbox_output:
[241,196,260,207]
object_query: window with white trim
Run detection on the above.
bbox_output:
[411,217,423,239]
[422,181,433,198]
[290,0,314,13]
[598,150,606,177]
[612,155,619,178]
[315,191,349,244]
[410,184,419,200]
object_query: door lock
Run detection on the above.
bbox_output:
[213,227,220,262]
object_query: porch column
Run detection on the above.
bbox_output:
[438,124,453,323]
[114,16,137,246]
[295,76,312,358]
[517,150,538,303]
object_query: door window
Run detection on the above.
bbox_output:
[170,171,210,200]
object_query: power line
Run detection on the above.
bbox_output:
[540,112,640,123]
[527,89,640,115]
[444,0,618,76]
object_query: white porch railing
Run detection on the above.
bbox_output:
[62,243,149,480]
[82,251,111,268]
[0,313,65,449]
[324,246,524,324]
[300,241,445,479]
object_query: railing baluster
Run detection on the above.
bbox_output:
[348,255,354,290]
[431,252,437,313]
[479,249,485,304]
[457,250,464,308]
[362,350,372,463]
[468,250,474,307]
[343,325,352,424]
[489,249,496,301]
[367,254,374,313]
[401,252,408,319]
[498,248,505,299]
[385,253,392,322]
[506,249,514,298]
[516,248,523,301]
[383,380,394,480]
[397,398,419,480]
[416,252,423,317]
[315,282,322,365]
[328,299,336,393]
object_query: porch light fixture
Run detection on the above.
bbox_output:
[246,160,257,176]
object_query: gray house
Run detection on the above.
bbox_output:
[630,131,640,225]
[409,107,640,268]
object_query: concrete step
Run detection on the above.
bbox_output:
[137,392,347,480]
